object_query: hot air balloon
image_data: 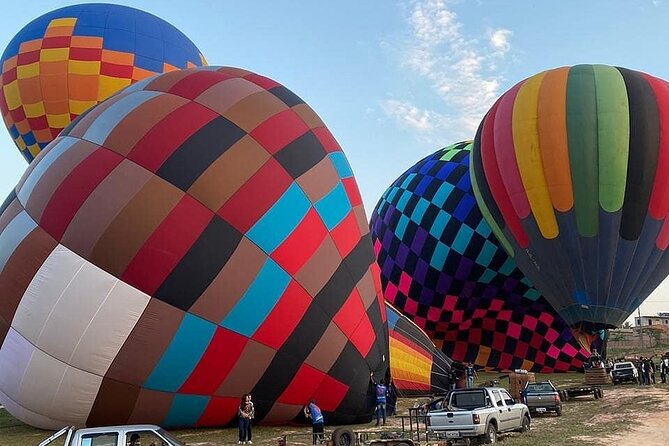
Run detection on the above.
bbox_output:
[386,301,452,396]
[0,66,388,429]
[371,142,591,372]
[470,64,669,331]
[0,3,207,163]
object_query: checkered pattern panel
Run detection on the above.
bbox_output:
[2,67,387,428]
[434,294,589,372]
[370,142,588,372]
[0,3,207,163]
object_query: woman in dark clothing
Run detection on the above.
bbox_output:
[238,394,255,444]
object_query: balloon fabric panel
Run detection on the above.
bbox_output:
[0,67,388,429]
[0,4,207,162]
[371,142,590,372]
[471,64,669,328]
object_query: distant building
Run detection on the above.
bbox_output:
[635,313,669,327]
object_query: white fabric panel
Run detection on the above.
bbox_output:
[69,279,151,375]
[20,344,102,427]
[0,328,34,403]
[0,388,67,430]
[12,244,151,376]
[12,245,87,347]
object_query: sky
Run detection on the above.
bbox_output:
[0,0,667,324]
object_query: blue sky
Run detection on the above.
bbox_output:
[0,0,668,322]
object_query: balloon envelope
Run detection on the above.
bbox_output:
[386,302,452,396]
[0,67,387,429]
[0,3,207,163]
[471,64,669,329]
[371,142,590,372]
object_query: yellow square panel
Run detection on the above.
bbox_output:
[3,81,21,110]
[68,60,101,75]
[23,102,46,118]
[40,48,70,62]
[28,143,41,157]
[69,99,97,115]
[48,18,77,28]
[16,136,26,150]
[17,62,40,79]
[46,113,71,128]
[97,75,131,101]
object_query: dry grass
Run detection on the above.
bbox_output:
[2,372,668,446]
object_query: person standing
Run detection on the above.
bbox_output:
[465,363,477,389]
[661,355,669,383]
[370,372,388,426]
[238,394,255,444]
[304,400,324,445]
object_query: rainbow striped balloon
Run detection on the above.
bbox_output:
[471,64,669,329]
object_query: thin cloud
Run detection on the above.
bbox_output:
[385,0,513,140]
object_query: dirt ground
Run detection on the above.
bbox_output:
[567,386,669,446]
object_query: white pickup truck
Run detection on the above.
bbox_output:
[427,387,531,445]
[39,424,185,446]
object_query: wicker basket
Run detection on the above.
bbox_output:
[508,372,536,399]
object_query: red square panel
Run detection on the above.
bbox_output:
[349,313,375,357]
[312,127,340,153]
[218,158,292,233]
[41,148,123,240]
[122,195,212,295]
[128,102,218,172]
[244,73,281,90]
[492,332,506,352]
[250,109,309,154]
[514,340,529,359]
[17,50,40,66]
[100,62,133,78]
[498,353,513,371]
[196,396,240,427]
[252,281,312,350]
[342,178,362,206]
[333,289,365,338]
[271,209,327,275]
[41,36,72,49]
[179,327,248,395]
[277,364,326,405]
[312,375,348,412]
[330,211,360,259]
[169,70,230,100]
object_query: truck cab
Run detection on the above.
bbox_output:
[39,425,185,446]
[428,387,531,444]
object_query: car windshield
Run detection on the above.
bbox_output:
[450,391,487,410]
[157,429,186,446]
[527,383,553,392]
[616,363,632,369]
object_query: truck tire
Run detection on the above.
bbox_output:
[482,423,497,444]
[555,406,562,416]
[521,415,531,432]
[595,388,603,399]
[332,428,354,446]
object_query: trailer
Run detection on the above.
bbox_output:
[558,385,603,401]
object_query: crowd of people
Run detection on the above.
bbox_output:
[605,353,669,384]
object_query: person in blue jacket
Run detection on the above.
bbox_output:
[304,400,324,445]
[370,372,388,426]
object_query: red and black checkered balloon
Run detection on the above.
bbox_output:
[0,67,388,429]
[371,142,590,372]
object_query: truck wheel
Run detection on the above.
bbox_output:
[555,406,562,416]
[596,388,603,399]
[482,423,497,444]
[521,415,531,433]
[332,428,354,446]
